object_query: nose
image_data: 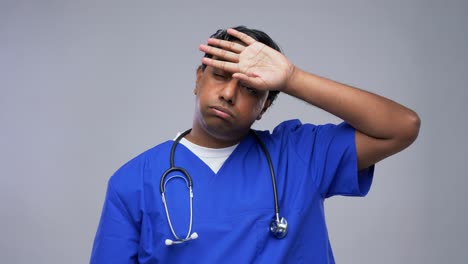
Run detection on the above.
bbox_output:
[219,79,238,105]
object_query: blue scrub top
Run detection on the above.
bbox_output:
[91,120,374,263]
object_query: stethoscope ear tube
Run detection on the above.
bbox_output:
[160,167,192,194]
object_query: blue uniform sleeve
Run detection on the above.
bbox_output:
[278,120,374,198]
[90,180,139,263]
[311,122,374,198]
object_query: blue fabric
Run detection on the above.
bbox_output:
[90,119,374,263]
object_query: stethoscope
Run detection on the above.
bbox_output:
[160,129,288,246]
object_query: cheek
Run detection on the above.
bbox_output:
[253,102,264,114]
[254,96,268,112]
[242,99,266,119]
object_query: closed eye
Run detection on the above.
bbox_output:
[213,73,227,79]
[244,86,258,95]
[212,69,230,80]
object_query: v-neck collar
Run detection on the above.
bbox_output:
[171,132,255,176]
[180,138,238,173]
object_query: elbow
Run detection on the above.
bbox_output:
[399,110,421,148]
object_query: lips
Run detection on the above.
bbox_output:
[210,105,234,120]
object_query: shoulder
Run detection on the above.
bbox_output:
[108,140,173,190]
[253,119,355,151]
[267,119,353,138]
[254,119,346,135]
[253,119,307,136]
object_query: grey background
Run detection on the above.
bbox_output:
[1,0,467,263]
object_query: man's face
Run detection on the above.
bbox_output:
[192,65,270,147]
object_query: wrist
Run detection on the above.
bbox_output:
[283,65,301,95]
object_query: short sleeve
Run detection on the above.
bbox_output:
[283,120,374,198]
[90,180,139,263]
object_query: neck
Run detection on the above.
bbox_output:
[185,125,248,148]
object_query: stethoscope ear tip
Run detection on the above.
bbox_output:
[165,232,198,246]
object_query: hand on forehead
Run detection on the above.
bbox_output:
[199,27,291,92]
[199,28,261,74]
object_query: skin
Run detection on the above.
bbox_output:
[191,28,421,170]
[186,63,271,148]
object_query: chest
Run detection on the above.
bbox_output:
[137,143,325,263]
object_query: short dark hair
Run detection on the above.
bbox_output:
[201,25,282,103]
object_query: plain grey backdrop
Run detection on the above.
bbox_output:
[1,0,467,263]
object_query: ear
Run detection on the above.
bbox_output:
[194,65,204,95]
[256,98,272,120]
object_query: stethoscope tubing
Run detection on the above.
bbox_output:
[249,131,282,222]
[160,128,287,244]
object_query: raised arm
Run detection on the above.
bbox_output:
[283,68,420,170]
[200,28,421,170]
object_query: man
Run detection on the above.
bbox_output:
[91,26,420,263]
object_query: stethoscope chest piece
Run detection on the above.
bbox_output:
[270,216,288,239]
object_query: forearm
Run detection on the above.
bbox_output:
[283,67,420,141]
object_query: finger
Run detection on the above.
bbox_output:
[233,71,259,79]
[227,28,256,45]
[207,38,245,53]
[202,57,240,73]
[232,73,262,89]
[199,44,239,62]
[232,72,251,82]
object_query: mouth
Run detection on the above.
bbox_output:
[210,106,234,120]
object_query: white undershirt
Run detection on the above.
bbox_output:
[176,135,238,173]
